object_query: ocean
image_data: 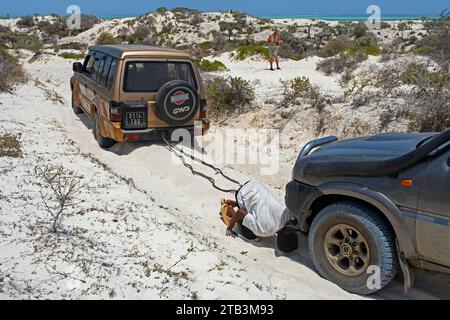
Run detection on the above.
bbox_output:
[257,14,441,21]
[1,13,441,21]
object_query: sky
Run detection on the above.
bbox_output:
[0,0,448,17]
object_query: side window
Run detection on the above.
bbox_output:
[92,57,101,81]
[96,57,106,83]
[83,52,96,75]
[101,56,112,86]
[106,58,117,89]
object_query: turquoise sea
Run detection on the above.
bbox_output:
[257,14,441,21]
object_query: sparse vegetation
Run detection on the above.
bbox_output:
[279,31,309,60]
[205,76,255,117]
[345,35,381,56]
[281,76,311,104]
[414,15,450,70]
[319,36,352,57]
[34,164,87,233]
[317,51,367,75]
[0,132,22,158]
[17,16,35,28]
[96,32,120,45]
[58,52,85,60]
[234,44,269,61]
[0,48,26,92]
[195,59,228,72]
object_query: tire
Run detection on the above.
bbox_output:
[71,91,83,115]
[93,112,116,149]
[308,201,398,295]
[155,80,199,126]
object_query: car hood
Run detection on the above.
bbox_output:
[310,133,437,159]
[293,132,440,180]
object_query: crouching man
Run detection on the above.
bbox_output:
[223,180,294,239]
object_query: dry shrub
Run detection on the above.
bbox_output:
[317,51,367,75]
[205,76,255,118]
[318,36,352,58]
[341,118,372,139]
[345,60,450,132]
[0,132,22,158]
[34,164,86,233]
[281,76,311,105]
[0,48,26,93]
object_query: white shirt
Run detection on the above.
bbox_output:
[236,180,293,237]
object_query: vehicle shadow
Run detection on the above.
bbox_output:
[75,113,205,156]
[241,230,450,300]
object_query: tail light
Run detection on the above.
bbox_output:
[109,101,122,122]
[200,98,207,119]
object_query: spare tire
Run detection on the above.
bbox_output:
[155,80,199,126]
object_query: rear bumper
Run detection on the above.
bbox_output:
[285,180,322,229]
[121,119,210,142]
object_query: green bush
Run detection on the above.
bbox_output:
[17,16,34,28]
[219,21,241,40]
[318,37,352,57]
[401,62,450,88]
[414,17,450,70]
[58,52,85,60]
[353,22,368,38]
[288,76,311,94]
[195,59,228,72]
[281,76,311,103]
[0,48,25,92]
[279,31,309,60]
[234,44,269,60]
[205,76,255,117]
[156,7,168,15]
[345,36,381,56]
[96,32,120,45]
[0,27,43,53]
[317,52,368,75]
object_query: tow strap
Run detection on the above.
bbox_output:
[162,135,242,194]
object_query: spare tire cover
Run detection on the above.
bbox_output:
[155,80,199,126]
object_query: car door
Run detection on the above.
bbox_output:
[78,51,96,113]
[416,147,450,267]
[83,52,104,118]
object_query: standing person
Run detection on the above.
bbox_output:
[267,28,282,71]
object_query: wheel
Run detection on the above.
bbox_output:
[308,201,398,295]
[93,112,116,149]
[71,91,83,114]
[155,80,199,126]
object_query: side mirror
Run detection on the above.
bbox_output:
[73,62,83,73]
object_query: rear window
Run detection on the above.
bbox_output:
[123,61,197,92]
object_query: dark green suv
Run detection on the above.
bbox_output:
[286,130,450,294]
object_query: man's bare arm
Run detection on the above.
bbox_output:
[225,200,238,207]
[227,209,248,236]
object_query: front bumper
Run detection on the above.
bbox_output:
[285,180,323,230]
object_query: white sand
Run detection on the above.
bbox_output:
[0,51,448,299]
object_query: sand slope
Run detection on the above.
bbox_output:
[0,53,449,299]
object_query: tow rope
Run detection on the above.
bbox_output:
[162,135,242,194]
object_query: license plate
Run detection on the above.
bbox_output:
[126,111,145,127]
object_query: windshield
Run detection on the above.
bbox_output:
[123,61,197,92]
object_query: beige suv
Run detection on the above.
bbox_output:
[70,45,210,148]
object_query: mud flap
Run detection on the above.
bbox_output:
[396,239,415,293]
